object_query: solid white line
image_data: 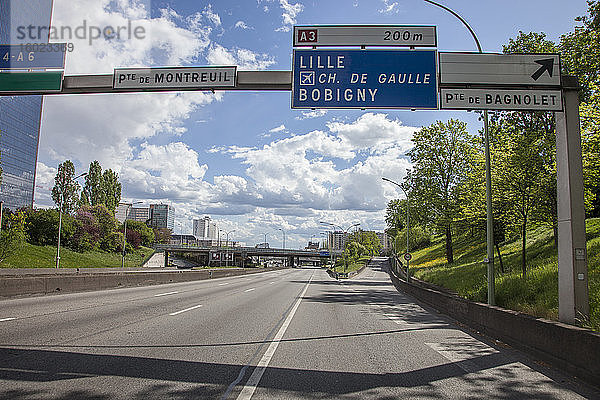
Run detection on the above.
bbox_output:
[244,288,256,292]
[236,273,314,400]
[0,318,16,322]
[169,304,203,316]
[154,291,179,297]
[218,283,230,286]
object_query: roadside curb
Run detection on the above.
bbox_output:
[0,267,288,298]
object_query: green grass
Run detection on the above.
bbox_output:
[331,256,371,273]
[410,218,600,331]
[0,242,154,269]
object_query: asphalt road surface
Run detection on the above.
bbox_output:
[0,258,597,399]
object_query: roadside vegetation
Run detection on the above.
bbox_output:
[0,160,169,268]
[406,219,600,331]
[385,3,600,331]
[332,255,371,274]
[331,230,381,274]
[0,242,153,269]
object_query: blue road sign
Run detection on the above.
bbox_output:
[0,44,66,70]
[292,49,438,109]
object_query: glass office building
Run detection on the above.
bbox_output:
[0,1,53,209]
[150,204,175,230]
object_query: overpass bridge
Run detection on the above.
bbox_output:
[153,244,343,268]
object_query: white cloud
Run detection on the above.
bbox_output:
[275,0,303,32]
[214,113,418,213]
[295,109,328,120]
[206,44,275,70]
[269,124,286,133]
[379,0,399,14]
[202,4,222,26]
[234,20,253,30]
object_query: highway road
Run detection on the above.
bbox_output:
[0,258,597,399]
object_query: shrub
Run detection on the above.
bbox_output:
[26,208,76,246]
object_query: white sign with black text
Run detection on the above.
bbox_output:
[293,25,437,47]
[113,66,237,89]
[441,88,563,111]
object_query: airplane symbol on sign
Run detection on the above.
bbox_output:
[300,71,315,85]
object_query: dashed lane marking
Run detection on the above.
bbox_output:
[154,291,179,297]
[169,304,203,316]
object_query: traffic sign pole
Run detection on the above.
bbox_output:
[557,76,589,324]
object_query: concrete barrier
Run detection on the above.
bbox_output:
[386,258,600,387]
[0,267,288,298]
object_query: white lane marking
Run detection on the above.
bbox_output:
[244,288,256,293]
[237,272,314,400]
[218,283,230,286]
[0,318,16,322]
[269,282,275,284]
[169,304,203,316]
[154,291,179,297]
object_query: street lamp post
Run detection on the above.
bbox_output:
[277,228,286,249]
[424,0,494,305]
[225,230,235,267]
[219,230,225,267]
[121,201,143,269]
[382,176,411,282]
[56,171,87,269]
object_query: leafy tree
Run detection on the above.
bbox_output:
[125,220,154,246]
[73,208,101,252]
[408,119,476,263]
[81,161,103,207]
[558,2,600,216]
[580,92,600,216]
[104,231,124,252]
[101,169,121,214]
[499,31,560,276]
[0,210,25,263]
[51,160,81,214]
[385,199,406,235]
[25,208,76,246]
[126,229,142,249]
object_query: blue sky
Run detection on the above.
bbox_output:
[34,0,589,248]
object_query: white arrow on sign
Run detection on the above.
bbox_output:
[439,53,561,87]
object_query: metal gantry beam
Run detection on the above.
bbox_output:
[0,71,292,96]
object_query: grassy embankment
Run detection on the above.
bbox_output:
[331,255,371,273]
[0,242,154,268]
[409,218,600,331]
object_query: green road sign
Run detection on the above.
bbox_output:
[0,71,63,93]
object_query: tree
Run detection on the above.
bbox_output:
[125,220,155,246]
[559,1,600,102]
[73,207,101,252]
[101,169,121,214]
[559,2,600,216]
[500,31,560,276]
[0,210,26,263]
[81,161,103,207]
[51,160,81,214]
[408,119,476,263]
[385,199,406,236]
[26,208,76,246]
